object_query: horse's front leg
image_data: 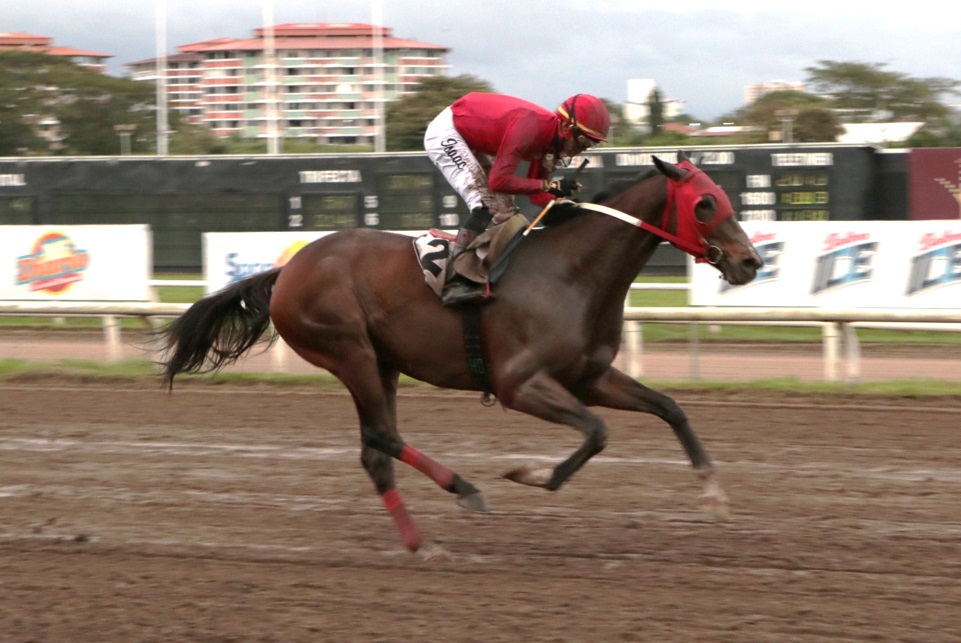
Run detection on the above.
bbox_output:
[579,367,729,519]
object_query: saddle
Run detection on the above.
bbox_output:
[413,213,529,298]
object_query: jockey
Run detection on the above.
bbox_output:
[424,92,611,305]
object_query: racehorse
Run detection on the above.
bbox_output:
[159,153,762,553]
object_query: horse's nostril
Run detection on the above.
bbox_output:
[743,255,763,271]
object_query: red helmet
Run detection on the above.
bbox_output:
[557,94,610,142]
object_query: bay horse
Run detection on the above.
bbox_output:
[159,154,762,553]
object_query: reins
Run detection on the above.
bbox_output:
[579,162,734,265]
[576,202,719,263]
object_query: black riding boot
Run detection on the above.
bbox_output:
[441,206,493,306]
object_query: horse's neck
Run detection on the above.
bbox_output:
[565,180,667,295]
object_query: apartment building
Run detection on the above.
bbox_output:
[0,32,111,72]
[744,80,806,105]
[127,23,450,144]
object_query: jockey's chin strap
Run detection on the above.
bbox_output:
[579,160,736,264]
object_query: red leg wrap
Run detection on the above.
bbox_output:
[381,488,422,552]
[400,445,456,490]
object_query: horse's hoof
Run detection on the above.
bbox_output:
[699,482,731,520]
[457,491,489,513]
[418,542,451,562]
[400,528,423,552]
[699,496,730,520]
[501,464,551,488]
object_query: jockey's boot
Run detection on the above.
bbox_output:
[441,206,493,306]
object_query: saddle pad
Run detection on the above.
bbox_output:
[412,214,531,298]
[413,231,451,298]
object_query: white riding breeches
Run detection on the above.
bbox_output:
[424,107,519,224]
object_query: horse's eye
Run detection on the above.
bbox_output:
[696,195,717,221]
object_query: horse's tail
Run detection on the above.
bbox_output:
[159,268,282,389]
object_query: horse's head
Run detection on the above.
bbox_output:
[653,153,762,286]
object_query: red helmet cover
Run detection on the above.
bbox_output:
[557,94,610,142]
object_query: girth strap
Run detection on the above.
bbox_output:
[462,305,494,403]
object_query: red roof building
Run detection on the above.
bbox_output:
[127,23,450,145]
[0,32,112,73]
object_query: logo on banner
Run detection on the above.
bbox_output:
[274,241,309,267]
[16,231,90,293]
[811,232,877,294]
[224,241,311,284]
[906,231,961,295]
[933,158,961,219]
[721,231,782,292]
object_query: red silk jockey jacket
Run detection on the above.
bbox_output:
[451,93,561,207]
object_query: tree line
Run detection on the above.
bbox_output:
[1,51,959,157]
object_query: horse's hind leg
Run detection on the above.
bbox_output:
[580,367,729,518]
[346,360,488,551]
[359,443,421,550]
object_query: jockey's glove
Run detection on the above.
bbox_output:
[546,177,580,198]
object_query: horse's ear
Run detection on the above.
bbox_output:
[678,149,691,163]
[653,155,684,181]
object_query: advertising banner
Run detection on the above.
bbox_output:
[0,225,151,301]
[690,221,961,308]
[203,230,426,294]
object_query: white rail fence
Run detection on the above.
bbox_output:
[622,283,961,382]
[621,306,961,383]
[1,281,959,383]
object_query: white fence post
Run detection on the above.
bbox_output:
[842,323,862,384]
[822,322,840,382]
[102,315,122,362]
[688,322,701,380]
[271,337,290,372]
[622,320,643,378]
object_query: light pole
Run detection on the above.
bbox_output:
[372,0,386,153]
[114,124,136,155]
[775,109,799,144]
[156,0,169,155]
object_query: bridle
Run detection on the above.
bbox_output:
[578,160,736,264]
[661,160,736,263]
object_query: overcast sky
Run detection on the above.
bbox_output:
[2,1,959,121]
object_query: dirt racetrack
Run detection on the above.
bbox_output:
[1,381,960,642]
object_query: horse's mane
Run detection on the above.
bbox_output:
[592,168,659,203]
[541,168,660,228]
